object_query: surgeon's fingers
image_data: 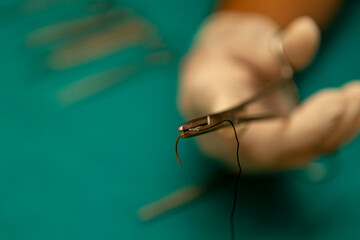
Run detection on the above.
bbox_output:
[322,80,360,151]
[236,82,360,171]
[281,16,320,71]
[194,13,320,77]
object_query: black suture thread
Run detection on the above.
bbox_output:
[175,120,241,240]
[220,120,241,240]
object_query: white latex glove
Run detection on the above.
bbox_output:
[178,12,360,173]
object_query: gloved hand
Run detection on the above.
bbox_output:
[178,12,360,173]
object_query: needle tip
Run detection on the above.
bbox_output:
[175,134,183,167]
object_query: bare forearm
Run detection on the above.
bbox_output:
[221,0,343,29]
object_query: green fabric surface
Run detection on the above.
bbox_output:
[0,0,359,239]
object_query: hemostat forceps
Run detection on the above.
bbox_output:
[177,78,299,139]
